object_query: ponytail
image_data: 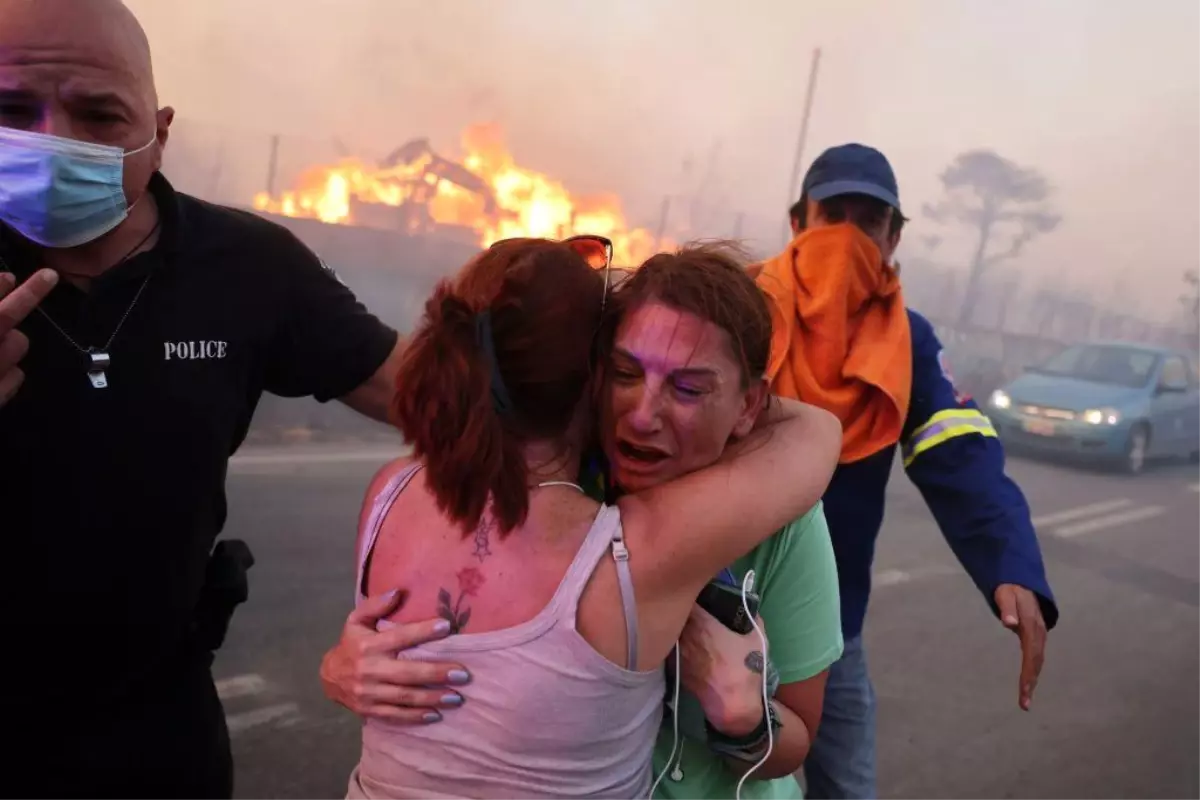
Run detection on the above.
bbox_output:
[390,281,531,537]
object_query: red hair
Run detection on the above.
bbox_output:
[390,239,605,536]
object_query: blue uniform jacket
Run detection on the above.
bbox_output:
[825,309,1059,639]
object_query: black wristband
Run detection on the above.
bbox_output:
[704,701,782,761]
[706,709,767,747]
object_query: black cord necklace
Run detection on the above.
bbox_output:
[24,219,162,389]
[55,219,162,280]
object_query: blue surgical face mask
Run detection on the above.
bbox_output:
[0,127,157,249]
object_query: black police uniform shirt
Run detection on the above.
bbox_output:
[0,173,398,717]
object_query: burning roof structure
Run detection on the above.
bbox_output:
[253,123,663,267]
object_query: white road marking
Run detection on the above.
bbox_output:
[1054,505,1167,539]
[230,450,400,467]
[215,673,266,701]
[225,702,302,735]
[874,569,914,588]
[873,565,957,588]
[1031,498,1133,528]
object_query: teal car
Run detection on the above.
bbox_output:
[986,341,1200,474]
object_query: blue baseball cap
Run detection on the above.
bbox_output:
[801,143,901,212]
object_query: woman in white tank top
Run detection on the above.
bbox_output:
[346,237,841,799]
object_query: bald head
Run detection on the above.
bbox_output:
[0,0,157,107]
[0,0,173,222]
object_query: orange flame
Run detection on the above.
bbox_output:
[253,123,663,267]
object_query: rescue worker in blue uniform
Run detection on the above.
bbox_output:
[755,143,1059,799]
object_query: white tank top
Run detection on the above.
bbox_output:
[348,463,666,799]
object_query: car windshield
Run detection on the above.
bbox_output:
[1031,344,1159,389]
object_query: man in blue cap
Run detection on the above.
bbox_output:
[787,143,904,249]
[756,143,1059,798]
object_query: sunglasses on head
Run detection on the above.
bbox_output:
[490,234,615,310]
[564,235,614,310]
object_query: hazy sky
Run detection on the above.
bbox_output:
[127,0,1199,317]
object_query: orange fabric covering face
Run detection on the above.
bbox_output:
[756,223,913,463]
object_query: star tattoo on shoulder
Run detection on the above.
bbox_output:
[472,514,495,562]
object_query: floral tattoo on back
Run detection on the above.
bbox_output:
[438,567,486,634]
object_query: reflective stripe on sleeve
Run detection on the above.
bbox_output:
[902,408,998,467]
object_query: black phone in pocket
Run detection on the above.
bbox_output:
[696,580,759,635]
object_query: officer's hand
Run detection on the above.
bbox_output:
[320,589,471,724]
[0,270,58,407]
[994,583,1047,711]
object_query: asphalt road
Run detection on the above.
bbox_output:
[215,444,1199,799]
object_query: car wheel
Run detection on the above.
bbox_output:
[1122,423,1150,475]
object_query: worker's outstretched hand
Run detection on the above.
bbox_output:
[994,583,1047,711]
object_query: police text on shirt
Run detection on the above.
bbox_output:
[164,340,228,360]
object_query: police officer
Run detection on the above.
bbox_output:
[762,144,1060,799]
[0,1,462,796]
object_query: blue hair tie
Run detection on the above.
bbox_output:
[474,309,513,414]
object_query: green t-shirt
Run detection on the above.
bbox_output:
[651,503,844,800]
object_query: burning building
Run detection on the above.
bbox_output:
[252,122,663,268]
[179,122,664,442]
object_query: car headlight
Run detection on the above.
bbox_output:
[1082,407,1121,425]
[989,390,1012,410]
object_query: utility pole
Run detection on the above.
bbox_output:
[265,134,281,197]
[783,48,822,247]
[653,195,672,252]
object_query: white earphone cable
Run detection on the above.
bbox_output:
[648,645,682,798]
[650,570,773,800]
[735,570,773,800]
